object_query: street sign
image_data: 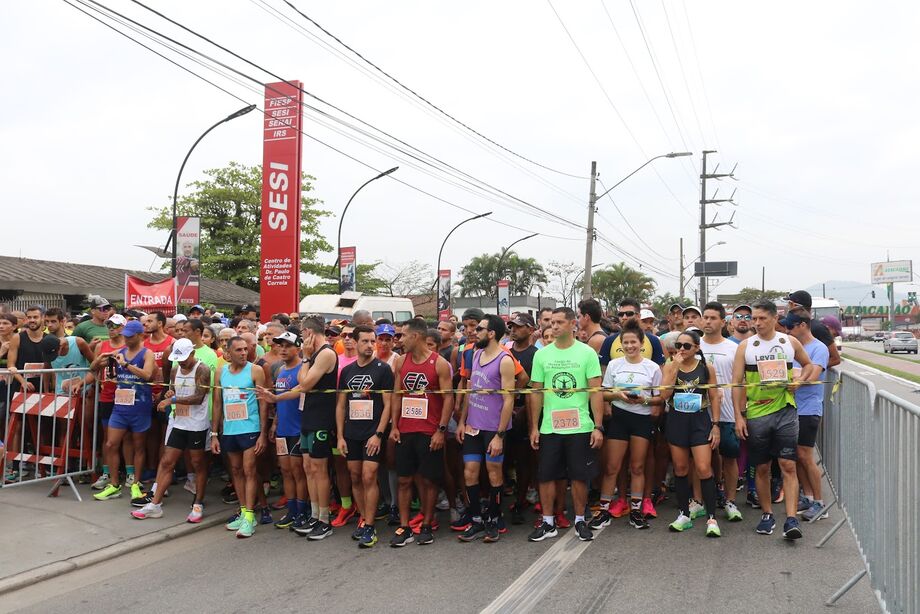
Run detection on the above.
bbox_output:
[694,261,738,277]
[870,260,912,284]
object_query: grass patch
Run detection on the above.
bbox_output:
[842,352,920,385]
[845,344,920,366]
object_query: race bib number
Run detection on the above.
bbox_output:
[224,388,248,422]
[174,403,191,418]
[401,397,428,420]
[464,424,480,437]
[276,437,289,456]
[349,399,374,421]
[114,388,136,406]
[550,408,581,431]
[757,359,788,382]
[673,392,703,413]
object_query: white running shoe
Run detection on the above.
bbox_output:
[187,503,204,523]
[91,473,110,490]
[184,479,197,496]
[131,502,163,519]
[124,474,137,488]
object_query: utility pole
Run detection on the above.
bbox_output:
[679,237,685,298]
[582,161,597,299]
[761,266,765,293]
[699,150,737,304]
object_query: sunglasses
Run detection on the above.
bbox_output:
[96,305,113,311]
[734,314,752,321]
[617,311,636,318]
[393,333,404,339]
[475,326,489,332]
[105,321,122,329]
[674,342,696,351]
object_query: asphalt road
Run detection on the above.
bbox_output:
[3,480,879,614]
[838,355,920,405]
[844,340,920,364]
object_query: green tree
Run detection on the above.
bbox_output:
[732,287,786,304]
[590,263,656,309]
[147,162,330,292]
[300,262,387,296]
[458,251,547,298]
[651,292,694,316]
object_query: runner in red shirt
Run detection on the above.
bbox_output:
[143,312,175,477]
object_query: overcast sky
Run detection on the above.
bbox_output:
[2,0,917,302]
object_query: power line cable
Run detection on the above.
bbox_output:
[681,0,722,153]
[661,0,708,147]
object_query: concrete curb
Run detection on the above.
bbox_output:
[0,513,226,596]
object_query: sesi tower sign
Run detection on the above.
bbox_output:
[260,81,304,318]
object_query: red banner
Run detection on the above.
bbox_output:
[438,269,451,320]
[339,246,356,292]
[260,80,304,318]
[125,275,176,315]
[175,216,200,306]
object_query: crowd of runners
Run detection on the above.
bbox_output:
[0,289,838,547]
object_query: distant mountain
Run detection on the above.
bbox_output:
[805,280,909,306]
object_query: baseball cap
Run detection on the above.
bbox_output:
[173,314,188,323]
[189,304,204,313]
[682,305,702,317]
[168,338,195,361]
[462,308,486,322]
[783,290,812,311]
[106,313,127,327]
[510,313,535,328]
[640,309,655,321]
[88,295,111,310]
[779,312,810,329]
[668,303,684,313]
[239,304,257,313]
[40,335,62,362]
[375,323,396,337]
[325,325,342,336]
[122,320,144,338]
[273,330,300,345]
[733,304,752,314]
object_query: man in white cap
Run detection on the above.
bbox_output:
[639,309,656,334]
[682,305,703,330]
[132,338,212,522]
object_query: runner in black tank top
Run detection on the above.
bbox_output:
[12,327,49,393]
[660,330,722,537]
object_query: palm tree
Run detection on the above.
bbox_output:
[458,251,547,298]
[591,263,656,309]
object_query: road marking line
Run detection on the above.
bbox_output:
[481,528,603,614]
[842,359,920,390]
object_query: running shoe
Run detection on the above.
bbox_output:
[746,490,761,509]
[802,501,829,522]
[91,473,110,490]
[783,517,803,540]
[330,500,342,515]
[797,495,812,513]
[458,520,486,542]
[588,510,612,530]
[574,520,593,541]
[226,512,240,524]
[93,484,122,501]
[131,502,163,519]
[222,489,239,505]
[533,502,543,515]
[772,483,784,504]
[725,501,743,522]
[290,514,308,532]
[525,487,538,505]
[450,512,473,532]
[609,498,629,518]
[131,493,152,508]
[416,524,434,545]
[130,482,145,501]
[629,509,649,530]
[331,505,357,528]
[236,517,255,538]
[435,491,450,511]
[183,479,197,496]
[375,503,390,520]
[411,518,439,534]
[555,511,571,529]
[387,506,401,527]
[226,514,244,532]
[668,513,693,532]
[483,522,500,543]
[408,511,425,529]
[359,525,378,548]
[293,517,317,536]
[510,504,526,525]
[307,520,334,540]
[351,519,367,540]
[187,503,204,524]
[259,507,274,525]
[496,516,508,534]
[124,474,137,488]
[736,477,745,491]
[275,513,296,529]
[410,498,421,512]
[272,496,289,511]
[688,500,707,520]
[390,526,414,547]
[641,497,657,519]
[527,522,558,542]
[706,518,721,538]
[755,513,776,535]
[716,484,727,509]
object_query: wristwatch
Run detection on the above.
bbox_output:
[438,425,447,433]
[594,424,605,434]
[375,431,385,439]
[496,430,506,439]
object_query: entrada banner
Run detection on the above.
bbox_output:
[175,215,200,306]
[260,80,304,318]
[125,275,176,315]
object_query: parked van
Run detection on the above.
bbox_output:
[298,292,414,323]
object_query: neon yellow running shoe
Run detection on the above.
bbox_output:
[93,484,122,501]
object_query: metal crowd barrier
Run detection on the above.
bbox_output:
[817,368,919,613]
[1,367,99,501]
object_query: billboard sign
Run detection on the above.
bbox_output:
[339,247,356,293]
[260,80,304,318]
[497,279,510,319]
[175,216,200,306]
[437,269,451,320]
[125,275,176,315]
[870,260,912,284]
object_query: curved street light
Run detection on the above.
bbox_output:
[334,166,399,289]
[430,211,493,291]
[496,233,539,313]
[167,104,257,277]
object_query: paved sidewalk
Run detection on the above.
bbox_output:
[0,476,243,590]
[843,346,920,376]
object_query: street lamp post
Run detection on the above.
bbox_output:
[495,233,538,314]
[680,241,725,298]
[167,104,257,277]
[334,167,399,291]
[431,212,493,291]
[583,152,692,299]
[572,263,604,309]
